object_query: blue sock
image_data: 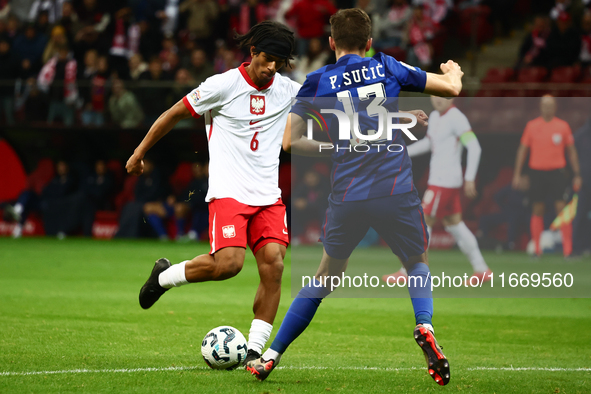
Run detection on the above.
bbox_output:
[176,218,186,236]
[270,279,331,354]
[406,262,433,326]
[147,214,167,237]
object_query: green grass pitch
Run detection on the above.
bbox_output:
[0,238,590,393]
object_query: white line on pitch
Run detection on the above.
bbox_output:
[1,365,590,377]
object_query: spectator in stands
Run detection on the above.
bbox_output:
[42,24,68,64]
[546,12,581,68]
[29,0,64,25]
[143,161,209,241]
[516,15,552,69]
[12,22,48,73]
[406,6,438,67]
[291,168,330,241]
[128,53,148,80]
[58,1,80,46]
[109,78,143,128]
[163,51,180,74]
[56,158,115,237]
[213,45,239,74]
[5,14,20,40]
[179,0,218,56]
[137,19,162,61]
[236,0,268,38]
[107,7,137,80]
[40,159,79,238]
[139,56,172,123]
[157,0,180,38]
[572,116,591,257]
[580,11,591,68]
[412,0,452,24]
[81,54,107,126]
[73,0,111,60]
[294,37,329,84]
[38,43,77,126]
[0,37,17,125]
[373,0,412,50]
[34,9,52,36]
[186,48,214,85]
[116,157,168,238]
[478,175,530,250]
[285,0,337,56]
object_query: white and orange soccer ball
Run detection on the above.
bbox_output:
[201,326,248,370]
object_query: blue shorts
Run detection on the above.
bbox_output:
[320,191,429,261]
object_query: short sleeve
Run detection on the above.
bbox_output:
[451,109,472,137]
[382,53,427,93]
[521,122,532,146]
[182,74,224,118]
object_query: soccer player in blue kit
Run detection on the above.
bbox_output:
[246,9,463,386]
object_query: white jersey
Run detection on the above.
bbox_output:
[183,63,301,206]
[426,106,472,188]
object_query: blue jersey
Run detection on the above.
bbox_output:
[291,53,427,202]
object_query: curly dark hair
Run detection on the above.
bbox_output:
[234,21,296,68]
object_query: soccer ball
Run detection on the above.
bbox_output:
[201,326,248,370]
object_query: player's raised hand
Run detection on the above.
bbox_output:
[440,60,463,78]
[464,181,477,199]
[126,154,144,176]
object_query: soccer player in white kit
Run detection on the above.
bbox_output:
[125,21,301,365]
[383,96,491,283]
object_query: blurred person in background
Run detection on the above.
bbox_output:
[290,168,330,241]
[186,48,214,85]
[41,159,79,238]
[29,0,65,24]
[580,11,591,69]
[373,0,412,50]
[513,95,581,257]
[107,6,138,80]
[0,37,17,125]
[13,22,48,73]
[285,0,337,56]
[516,14,552,69]
[179,0,218,56]
[128,53,148,80]
[546,11,581,68]
[406,6,438,68]
[80,54,107,126]
[38,43,77,126]
[143,162,208,241]
[65,158,115,237]
[139,56,172,123]
[57,1,80,46]
[294,37,329,84]
[572,116,591,257]
[109,78,144,128]
[116,157,169,238]
[42,24,68,63]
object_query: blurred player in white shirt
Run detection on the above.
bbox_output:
[384,96,491,283]
[125,21,301,365]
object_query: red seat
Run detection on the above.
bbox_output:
[106,159,124,189]
[27,158,55,195]
[549,66,581,96]
[481,67,515,83]
[114,175,138,212]
[169,162,193,196]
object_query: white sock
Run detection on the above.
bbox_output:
[262,348,282,364]
[427,225,432,248]
[13,203,23,215]
[422,323,434,334]
[445,222,489,272]
[158,261,189,289]
[247,319,273,355]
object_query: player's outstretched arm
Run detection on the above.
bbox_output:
[424,60,463,97]
[283,113,333,157]
[126,99,191,176]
